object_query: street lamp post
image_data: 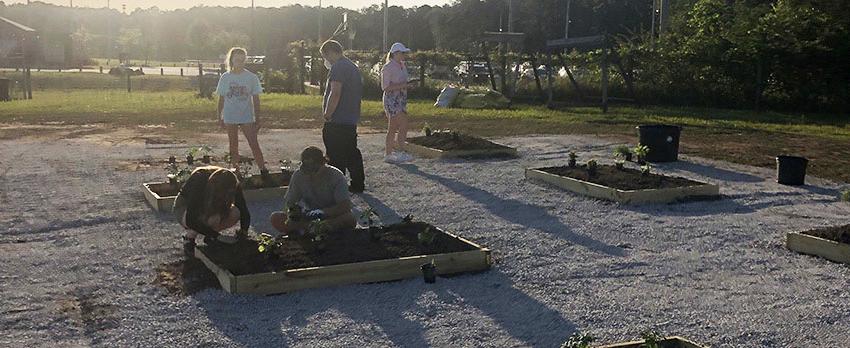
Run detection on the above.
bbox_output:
[383,0,388,52]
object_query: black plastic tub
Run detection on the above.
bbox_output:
[637,125,681,163]
[776,155,808,185]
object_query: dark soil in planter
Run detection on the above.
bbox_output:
[802,224,850,244]
[199,222,477,276]
[409,133,511,151]
[539,165,706,191]
[150,183,182,197]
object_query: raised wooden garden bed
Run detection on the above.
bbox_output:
[195,222,492,295]
[599,336,706,348]
[142,172,292,212]
[786,224,850,265]
[525,165,719,204]
[405,132,517,159]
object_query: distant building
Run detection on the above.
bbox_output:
[0,16,41,67]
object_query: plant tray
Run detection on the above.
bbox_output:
[142,172,291,212]
[786,225,850,265]
[525,167,719,204]
[598,336,707,348]
[404,136,517,159]
[195,225,492,295]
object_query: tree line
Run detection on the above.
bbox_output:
[0,0,847,112]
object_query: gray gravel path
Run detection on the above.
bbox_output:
[1,128,848,347]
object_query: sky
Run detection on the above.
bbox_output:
[4,0,453,11]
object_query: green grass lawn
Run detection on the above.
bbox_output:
[1,89,849,183]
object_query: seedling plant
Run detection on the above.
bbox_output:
[639,330,665,348]
[561,332,595,348]
[614,159,625,170]
[257,232,284,255]
[165,163,192,184]
[633,145,650,164]
[418,226,436,245]
[423,122,433,137]
[586,159,598,176]
[568,151,578,167]
[613,145,633,161]
[841,189,850,203]
[360,208,382,241]
[641,163,652,175]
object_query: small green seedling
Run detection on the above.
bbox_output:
[633,144,650,163]
[640,330,665,348]
[360,207,380,227]
[402,214,414,224]
[165,163,192,184]
[841,189,850,202]
[561,332,595,348]
[614,159,625,170]
[641,163,652,175]
[257,233,283,254]
[613,145,632,160]
[568,151,578,167]
[423,123,433,137]
[586,159,598,175]
[418,226,436,245]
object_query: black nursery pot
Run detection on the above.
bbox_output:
[168,155,176,164]
[637,124,681,162]
[776,155,808,185]
[202,155,211,164]
[568,159,576,167]
[186,155,194,165]
[421,263,436,283]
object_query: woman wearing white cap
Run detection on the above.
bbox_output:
[381,42,415,163]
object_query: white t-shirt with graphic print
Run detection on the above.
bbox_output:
[215,70,263,124]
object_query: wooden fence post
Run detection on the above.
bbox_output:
[126,73,131,93]
[198,64,204,96]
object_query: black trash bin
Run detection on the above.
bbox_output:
[776,155,808,185]
[637,125,682,162]
[0,78,11,102]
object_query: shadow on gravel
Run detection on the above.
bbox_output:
[198,271,575,348]
[628,190,839,217]
[358,192,403,223]
[663,160,765,183]
[398,163,625,257]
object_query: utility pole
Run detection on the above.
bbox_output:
[507,0,513,33]
[251,0,255,50]
[659,0,670,34]
[318,0,322,43]
[564,0,571,39]
[383,0,388,52]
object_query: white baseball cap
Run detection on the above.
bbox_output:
[389,42,411,54]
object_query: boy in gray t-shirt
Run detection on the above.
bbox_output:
[270,147,356,236]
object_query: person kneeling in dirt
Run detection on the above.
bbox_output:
[270,147,356,236]
[174,166,251,257]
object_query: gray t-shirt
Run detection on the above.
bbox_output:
[283,165,350,210]
[323,58,362,125]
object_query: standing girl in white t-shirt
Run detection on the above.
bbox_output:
[216,47,268,173]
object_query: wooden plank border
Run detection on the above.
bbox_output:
[142,174,290,213]
[196,228,493,295]
[403,141,518,159]
[524,168,719,204]
[598,336,707,348]
[786,232,850,265]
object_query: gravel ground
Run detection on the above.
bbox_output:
[1,127,848,348]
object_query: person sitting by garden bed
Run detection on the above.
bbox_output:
[174,166,250,257]
[270,146,356,236]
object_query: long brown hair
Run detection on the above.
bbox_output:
[226,47,247,72]
[202,167,239,219]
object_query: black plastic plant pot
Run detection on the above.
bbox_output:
[186,155,194,165]
[168,156,176,164]
[568,159,576,168]
[625,153,633,162]
[776,155,808,185]
[421,263,437,283]
[202,155,211,164]
[637,125,681,163]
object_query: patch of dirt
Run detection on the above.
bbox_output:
[201,222,477,276]
[57,289,119,334]
[409,132,512,151]
[153,258,221,295]
[538,164,706,191]
[802,224,850,244]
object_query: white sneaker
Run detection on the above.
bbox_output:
[395,152,413,162]
[384,153,400,163]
